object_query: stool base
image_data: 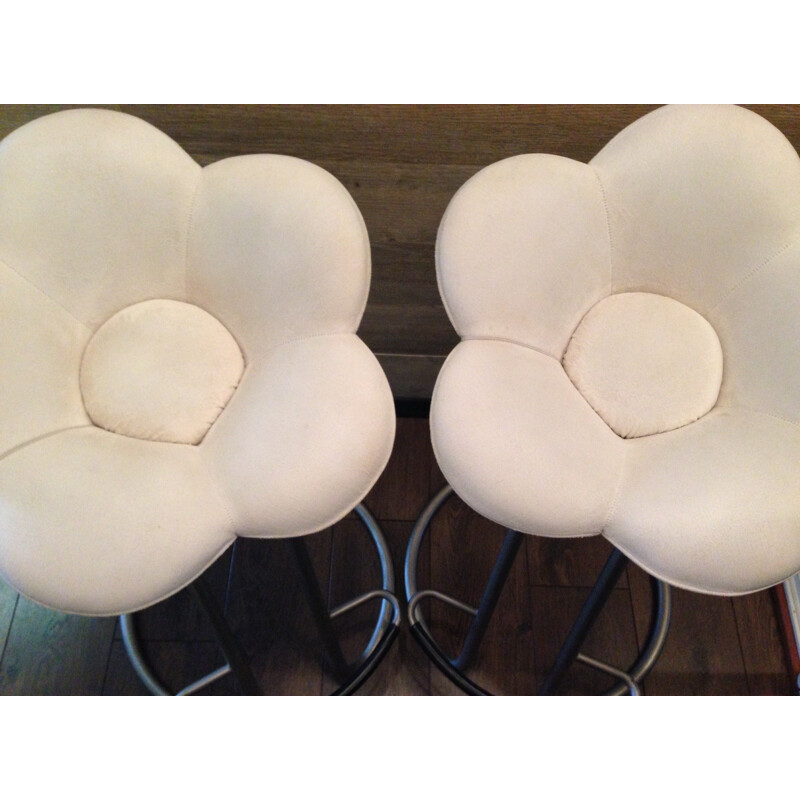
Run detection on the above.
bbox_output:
[405,485,672,695]
[121,503,400,695]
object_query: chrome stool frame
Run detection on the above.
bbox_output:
[122,503,400,696]
[405,485,672,696]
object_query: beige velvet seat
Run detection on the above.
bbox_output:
[0,108,397,694]
[407,104,800,693]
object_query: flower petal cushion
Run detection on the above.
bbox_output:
[0,109,395,616]
[432,104,800,596]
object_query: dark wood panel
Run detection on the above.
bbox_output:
[329,161,474,246]
[367,243,442,307]
[6,105,798,167]
[732,589,795,695]
[0,597,115,695]
[0,105,663,167]
[361,417,435,521]
[359,302,457,357]
[376,354,444,400]
[628,564,749,695]
[527,535,629,589]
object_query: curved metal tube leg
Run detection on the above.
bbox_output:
[602,577,672,696]
[576,653,640,696]
[120,614,171,696]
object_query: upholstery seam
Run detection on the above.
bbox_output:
[707,232,800,316]
[199,453,239,535]
[0,424,95,465]
[601,442,628,535]
[183,166,204,300]
[0,256,92,332]
[590,164,614,289]
[729,404,800,432]
[460,334,560,364]
[261,329,359,358]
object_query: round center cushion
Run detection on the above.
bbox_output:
[80,299,245,445]
[562,292,723,438]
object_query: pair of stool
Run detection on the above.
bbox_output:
[1,105,799,694]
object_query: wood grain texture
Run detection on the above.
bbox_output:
[362,417,435,521]
[377,354,445,400]
[527,535,629,589]
[627,563,750,695]
[0,597,115,695]
[224,534,332,695]
[732,590,795,696]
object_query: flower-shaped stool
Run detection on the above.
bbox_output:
[0,108,398,694]
[406,104,800,694]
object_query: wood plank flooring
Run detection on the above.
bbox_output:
[0,417,794,696]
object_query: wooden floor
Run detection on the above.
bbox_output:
[0,416,794,696]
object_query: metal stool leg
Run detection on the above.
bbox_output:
[537,548,629,695]
[289,536,350,683]
[453,529,524,671]
[191,576,260,695]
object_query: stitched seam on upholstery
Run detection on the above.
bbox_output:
[590,164,614,289]
[199,454,238,534]
[460,335,560,364]
[708,232,800,316]
[0,257,92,332]
[731,405,800,432]
[601,443,628,535]
[263,329,358,357]
[0,424,95,464]
[183,167,204,300]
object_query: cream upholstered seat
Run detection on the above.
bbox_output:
[0,109,396,635]
[405,104,800,695]
[432,104,800,597]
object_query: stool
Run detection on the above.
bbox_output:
[0,108,398,695]
[406,104,800,694]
